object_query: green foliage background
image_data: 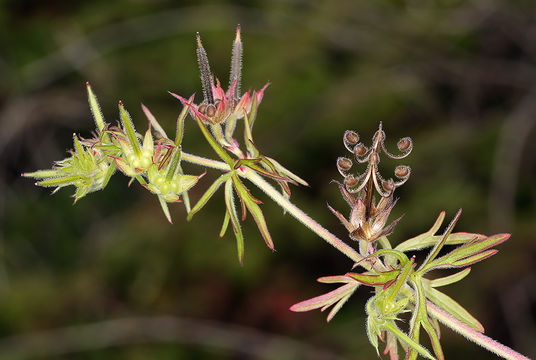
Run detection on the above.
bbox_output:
[1,1,535,359]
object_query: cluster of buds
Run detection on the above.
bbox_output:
[330,123,413,249]
[24,83,202,221]
[22,133,114,203]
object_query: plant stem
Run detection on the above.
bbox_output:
[425,301,531,360]
[181,152,230,171]
[244,171,364,264]
[180,152,530,360]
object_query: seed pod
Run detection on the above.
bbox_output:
[382,179,394,193]
[395,165,409,178]
[337,157,352,171]
[397,137,412,152]
[345,175,359,188]
[343,131,359,152]
[198,104,207,115]
[354,144,368,157]
[345,131,359,145]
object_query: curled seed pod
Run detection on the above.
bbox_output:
[206,104,216,117]
[345,131,359,145]
[382,179,394,193]
[337,157,353,171]
[354,144,368,157]
[397,137,412,152]
[345,175,359,188]
[198,104,207,115]
[344,130,359,152]
[395,165,409,178]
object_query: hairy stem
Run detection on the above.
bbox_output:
[425,302,530,360]
[181,151,230,171]
[180,151,529,360]
[244,171,364,264]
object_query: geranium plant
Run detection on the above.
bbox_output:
[23,27,530,360]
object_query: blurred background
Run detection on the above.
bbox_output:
[1,0,535,359]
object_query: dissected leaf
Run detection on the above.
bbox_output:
[424,285,484,332]
[157,195,172,223]
[141,104,168,139]
[119,101,141,156]
[232,174,274,250]
[188,173,231,220]
[86,82,106,132]
[418,209,462,272]
[224,179,244,264]
[429,268,471,287]
[290,281,358,313]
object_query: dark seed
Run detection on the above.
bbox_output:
[345,176,359,188]
[206,104,216,117]
[382,180,394,192]
[395,165,409,178]
[337,157,352,171]
[345,131,359,145]
[198,104,207,115]
[397,137,411,152]
[354,144,367,157]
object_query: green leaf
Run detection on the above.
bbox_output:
[232,174,274,250]
[242,103,257,157]
[175,95,193,146]
[165,146,181,182]
[327,292,352,322]
[369,249,410,266]
[430,233,509,269]
[429,268,471,287]
[86,82,105,132]
[224,179,244,264]
[382,321,436,360]
[418,209,462,272]
[37,175,79,187]
[178,165,191,213]
[346,270,399,286]
[101,161,116,189]
[395,211,486,252]
[220,211,230,237]
[290,282,358,313]
[317,275,355,284]
[142,104,168,139]
[157,195,172,223]
[424,286,484,332]
[119,101,141,156]
[264,156,309,187]
[450,250,498,267]
[23,169,60,178]
[188,173,232,220]
[422,320,444,360]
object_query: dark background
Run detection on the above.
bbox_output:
[1,1,535,359]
